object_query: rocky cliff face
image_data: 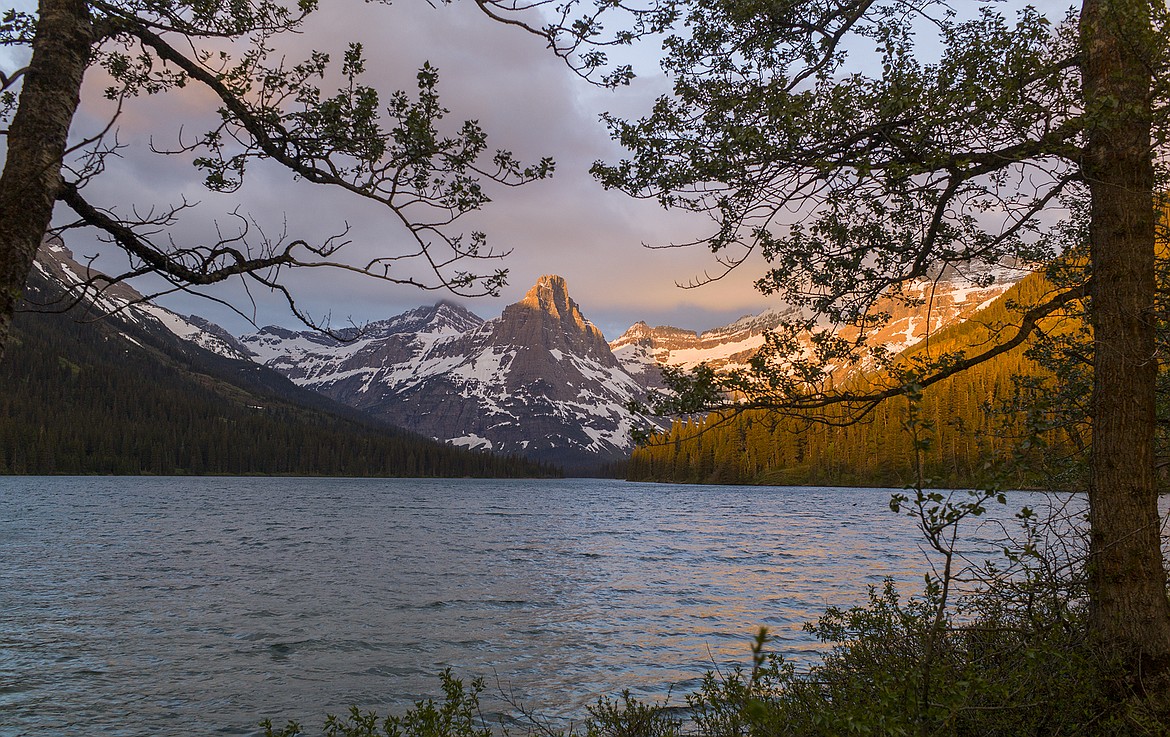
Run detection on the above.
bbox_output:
[242,275,652,470]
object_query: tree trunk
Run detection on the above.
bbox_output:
[1081,0,1170,681]
[0,0,93,360]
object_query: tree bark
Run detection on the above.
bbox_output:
[1082,0,1170,680]
[0,0,93,361]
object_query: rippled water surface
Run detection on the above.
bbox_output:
[1,477,1065,735]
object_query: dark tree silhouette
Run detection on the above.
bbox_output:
[594,0,1170,696]
[0,0,566,354]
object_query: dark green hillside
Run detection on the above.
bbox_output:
[0,283,558,478]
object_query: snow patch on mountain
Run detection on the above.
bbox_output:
[610,262,1028,381]
[34,239,252,362]
[241,275,656,469]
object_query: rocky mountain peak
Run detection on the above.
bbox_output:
[611,321,701,350]
[496,274,610,360]
[612,321,653,344]
[520,274,572,314]
[375,300,483,337]
[241,272,652,471]
[517,274,597,332]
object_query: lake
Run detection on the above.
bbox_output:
[0,477,1072,736]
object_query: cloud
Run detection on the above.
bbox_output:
[53,0,780,337]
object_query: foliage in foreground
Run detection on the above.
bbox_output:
[589,584,1168,737]
[262,576,1170,737]
[261,670,492,737]
[262,408,1170,736]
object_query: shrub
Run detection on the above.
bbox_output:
[261,669,491,737]
[581,576,1163,737]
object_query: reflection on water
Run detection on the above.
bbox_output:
[0,477,1076,735]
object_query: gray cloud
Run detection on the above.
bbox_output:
[48,0,780,338]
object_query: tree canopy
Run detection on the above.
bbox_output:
[595,1,1125,417]
[594,0,1170,702]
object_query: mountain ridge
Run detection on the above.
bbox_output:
[608,262,1027,382]
[23,237,1034,474]
[4,241,555,477]
[625,270,1077,488]
[241,274,655,472]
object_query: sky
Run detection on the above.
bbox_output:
[5,0,787,340]
[6,0,1076,340]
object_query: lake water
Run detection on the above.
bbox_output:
[0,477,1073,736]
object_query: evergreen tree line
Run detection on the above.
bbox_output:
[0,304,560,478]
[628,274,1085,488]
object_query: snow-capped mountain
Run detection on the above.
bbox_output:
[241,301,484,386]
[33,234,1029,472]
[32,238,254,361]
[610,262,1028,381]
[242,275,652,470]
[610,304,807,386]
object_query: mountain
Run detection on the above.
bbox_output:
[241,301,484,386]
[625,271,1079,488]
[31,238,255,362]
[610,305,805,388]
[609,262,1027,382]
[240,262,1027,471]
[22,236,1034,477]
[2,240,556,478]
[242,275,653,471]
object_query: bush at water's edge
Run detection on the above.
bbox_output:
[261,575,1166,737]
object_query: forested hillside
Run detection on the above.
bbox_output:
[627,273,1084,488]
[0,282,558,478]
